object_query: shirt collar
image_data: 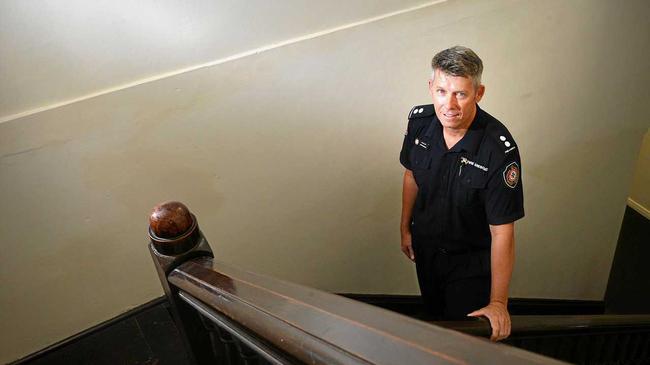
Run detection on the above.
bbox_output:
[447,105,486,155]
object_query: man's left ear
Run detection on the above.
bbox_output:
[475,85,485,102]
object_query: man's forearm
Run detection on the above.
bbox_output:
[401,170,418,235]
[489,223,515,305]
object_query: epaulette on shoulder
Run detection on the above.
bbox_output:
[408,104,434,119]
[486,122,518,154]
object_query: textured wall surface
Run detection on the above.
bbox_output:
[0,0,428,120]
[629,130,650,215]
[1,0,649,362]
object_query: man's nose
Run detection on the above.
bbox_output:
[444,94,458,108]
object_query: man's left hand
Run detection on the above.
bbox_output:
[467,301,511,341]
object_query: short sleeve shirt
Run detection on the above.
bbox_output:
[399,104,524,249]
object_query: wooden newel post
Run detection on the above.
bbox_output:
[148,201,216,365]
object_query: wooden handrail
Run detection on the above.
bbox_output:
[436,314,650,338]
[168,256,565,365]
[148,201,565,365]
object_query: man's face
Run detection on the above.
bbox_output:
[429,69,485,131]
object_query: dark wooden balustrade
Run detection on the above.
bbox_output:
[148,201,650,365]
[148,201,565,365]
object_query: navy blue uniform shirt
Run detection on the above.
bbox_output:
[400,104,524,250]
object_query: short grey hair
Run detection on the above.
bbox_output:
[431,46,483,89]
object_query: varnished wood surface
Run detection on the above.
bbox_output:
[436,314,650,337]
[148,202,202,257]
[168,256,566,365]
[149,201,193,239]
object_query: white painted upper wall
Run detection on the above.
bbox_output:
[0,0,431,120]
[629,130,650,217]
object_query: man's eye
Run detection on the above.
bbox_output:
[436,89,445,95]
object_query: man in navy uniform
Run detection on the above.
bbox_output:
[399,46,524,341]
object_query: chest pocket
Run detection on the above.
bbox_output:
[409,144,432,170]
[457,169,488,206]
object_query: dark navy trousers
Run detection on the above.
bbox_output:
[412,237,491,320]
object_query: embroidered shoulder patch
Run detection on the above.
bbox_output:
[503,162,520,188]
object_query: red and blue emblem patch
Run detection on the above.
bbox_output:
[503,162,520,188]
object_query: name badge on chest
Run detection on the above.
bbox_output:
[414,138,429,149]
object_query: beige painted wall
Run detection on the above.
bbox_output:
[0,0,428,121]
[1,0,649,362]
[629,130,650,217]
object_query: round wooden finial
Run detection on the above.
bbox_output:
[148,201,200,256]
[149,201,193,239]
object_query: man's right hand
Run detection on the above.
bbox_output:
[400,169,418,263]
[401,232,415,262]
